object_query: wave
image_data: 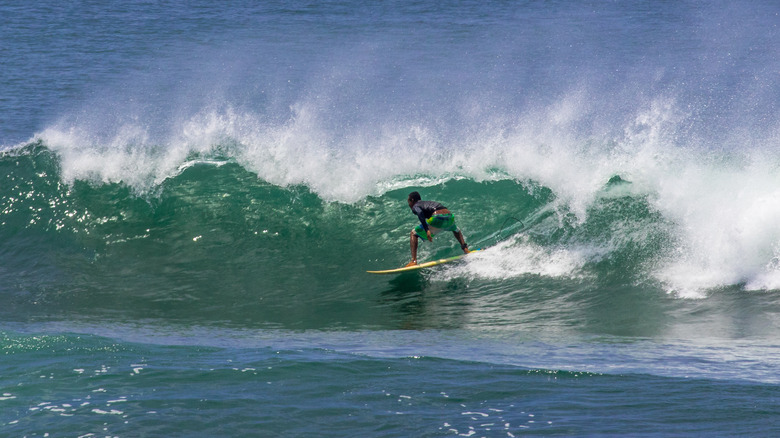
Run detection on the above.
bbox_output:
[3,122,780,317]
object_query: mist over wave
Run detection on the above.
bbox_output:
[20,0,780,200]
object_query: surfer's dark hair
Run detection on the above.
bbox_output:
[408,191,421,203]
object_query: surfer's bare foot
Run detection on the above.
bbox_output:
[405,261,417,267]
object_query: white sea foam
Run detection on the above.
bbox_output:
[437,237,591,283]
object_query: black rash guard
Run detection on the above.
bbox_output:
[411,200,446,231]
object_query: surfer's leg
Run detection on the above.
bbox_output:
[431,213,467,253]
[453,230,469,253]
[408,230,419,266]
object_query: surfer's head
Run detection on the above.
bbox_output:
[408,191,421,208]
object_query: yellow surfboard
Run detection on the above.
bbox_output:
[367,249,481,275]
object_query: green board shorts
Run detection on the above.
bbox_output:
[413,213,460,240]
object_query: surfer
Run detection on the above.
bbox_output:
[406,191,469,267]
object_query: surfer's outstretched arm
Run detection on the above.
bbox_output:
[454,230,468,253]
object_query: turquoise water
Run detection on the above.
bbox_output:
[3,1,780,436]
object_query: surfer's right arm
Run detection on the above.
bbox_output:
[411,205,434,241]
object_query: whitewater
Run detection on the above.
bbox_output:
[2,1,780,436]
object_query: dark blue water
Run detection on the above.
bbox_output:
[3,1,780,436]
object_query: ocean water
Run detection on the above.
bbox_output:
[3,0,780,436]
